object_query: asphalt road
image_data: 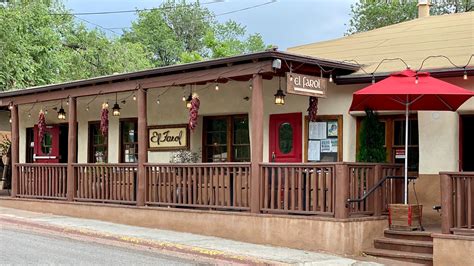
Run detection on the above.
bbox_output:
[1,227,206,265]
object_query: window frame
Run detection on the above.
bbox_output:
[202,114,250,162]
[304,115,343,162]
[88,121,108,163]
[119,118,139,163]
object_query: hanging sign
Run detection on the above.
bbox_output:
[148,124,190,151]
[286,73,327,97]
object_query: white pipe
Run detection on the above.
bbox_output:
[405,101,409,205]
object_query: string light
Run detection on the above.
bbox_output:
[186,94,193,109]
[156,98,160,104]
[371,75,375,84]
[464,68,468,80]
[329,73,333,83]
[9,116,12,123]
[8,102,13,110]
[28,113,31,119]
[215,83,219,91]
[182,95,186,101]
[44,109,48,115]
[86,106,90,111]
[132,95,137,101]
[415,75,419,84]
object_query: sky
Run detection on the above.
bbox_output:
[64,0,357,50]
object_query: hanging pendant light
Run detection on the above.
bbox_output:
[274,76,286,105]
[112,93,121,116]
[57,100,66,120]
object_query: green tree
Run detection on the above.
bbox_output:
[357,110,386,163]
[346,0,473,35]
[123,0,268,66]
[0,0,151,91]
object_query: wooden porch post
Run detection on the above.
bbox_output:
[335,163,349,219]
[10,105,19,197]
[137,88,147,206]
[67,96,77,201]
[250,74,263,213]
[373,164,383,216]
[440,173,453,234]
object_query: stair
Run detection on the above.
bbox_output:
[363,229,433,265]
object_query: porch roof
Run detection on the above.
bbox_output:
[0,50,359,106]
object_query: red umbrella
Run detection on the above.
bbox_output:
[350,69,474,204]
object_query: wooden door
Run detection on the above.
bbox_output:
[269,113,302,162]
[34,125,60,163]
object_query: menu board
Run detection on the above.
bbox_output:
[307,120,338,162]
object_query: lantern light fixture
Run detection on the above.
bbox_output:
[57,100,66,120]
[185,94,193,109]
[274,76,286,105]
[463,68,468,80]
[112,93,121,116]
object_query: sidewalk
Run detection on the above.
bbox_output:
[0,206,381,265]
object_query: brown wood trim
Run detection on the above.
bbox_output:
[147,124,190,151]
[304,115,343,162]
[5,62,274,106]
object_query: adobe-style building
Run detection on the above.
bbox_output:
[0,5,472,265]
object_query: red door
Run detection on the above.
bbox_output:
[34,125,60,163]
[269,113,302,162]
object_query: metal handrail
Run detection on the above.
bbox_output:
[347,175,417,203]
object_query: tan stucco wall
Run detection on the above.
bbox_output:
[0,198,387,256]
[433,234,474,265]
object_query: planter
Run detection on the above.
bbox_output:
[388,203,423,231]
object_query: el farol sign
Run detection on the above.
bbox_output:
[148,124,190,151]
[286,73,327,97]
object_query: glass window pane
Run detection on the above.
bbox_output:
[41,132,53,155]
[394,120,418,146]
[279,123,293,154]
[233,117,249,145]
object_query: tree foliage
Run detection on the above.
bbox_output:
[0,0,268,91]
[123,0,268,66]
[346,0,473,35]
[357,110,386,163]
[0,0,151,91]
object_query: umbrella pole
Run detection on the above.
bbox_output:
[404,102,409,205]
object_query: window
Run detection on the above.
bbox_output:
[356,115,419,172]
[120,119,138,163]
[88,122,108,163]
[203,115,250,162]
[305,115,343,162]
[41,132,53,155]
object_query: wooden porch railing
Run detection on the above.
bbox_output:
[16,163,67,200]
[260,162,403,218]
[145,163,251,210]
[260,163,336,216]
[73,164,137,204]
[440,172,474,236]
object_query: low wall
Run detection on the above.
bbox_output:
[0,198,387,256]
[432,233,474,265]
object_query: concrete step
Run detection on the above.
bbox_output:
[374,237,433,254]
[364,248,433,265]
[384,229,433,242]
